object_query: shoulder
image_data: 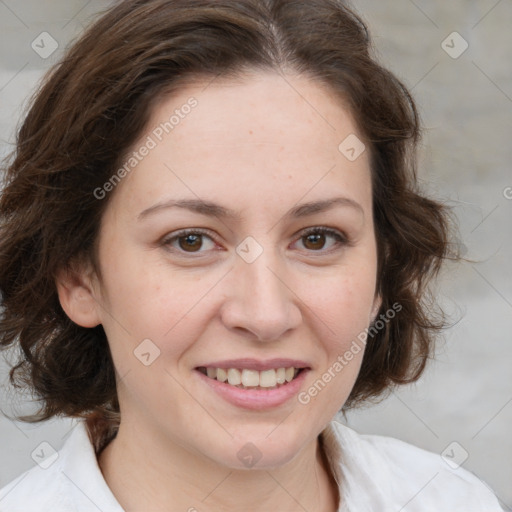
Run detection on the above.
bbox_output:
[0,462,66,511]
[0,463,70,511]
[325,420,504,511]
[0,422,123,512]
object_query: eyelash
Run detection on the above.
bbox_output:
[160,226,349,257]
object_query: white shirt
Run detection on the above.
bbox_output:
[0,419,503,511]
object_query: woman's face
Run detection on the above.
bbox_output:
[89,71,380,469]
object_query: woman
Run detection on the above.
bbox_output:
[0,0,503,510]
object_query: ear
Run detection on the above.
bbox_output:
[370,294,382,324]
[55,264,102,328]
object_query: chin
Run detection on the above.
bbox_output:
[205,424,316,471]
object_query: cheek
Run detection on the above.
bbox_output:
[96,248,220,364]
[303,263,377,340]
[295,273,375,415]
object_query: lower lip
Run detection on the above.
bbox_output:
[195,369,309,410]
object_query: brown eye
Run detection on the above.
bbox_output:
[294,227,347,252]
[162,229,216,255]
[302,232,327,250]
[178,233,203,252]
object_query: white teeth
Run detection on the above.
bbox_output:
[241,369,260,387]
[259,369,277,388]
[227,368,241,385]
[203,366,302,388]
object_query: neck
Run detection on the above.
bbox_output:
[98,420,339,512]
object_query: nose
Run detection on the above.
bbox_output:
[219,251,302,342]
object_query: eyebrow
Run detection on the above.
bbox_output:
[137,196,364,221]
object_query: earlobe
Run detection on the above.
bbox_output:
[55,266,102,328]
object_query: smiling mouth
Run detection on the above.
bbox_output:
[196,366,305,390]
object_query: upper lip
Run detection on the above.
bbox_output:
[196,358,311,371]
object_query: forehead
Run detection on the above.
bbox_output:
[154,71,360,155]
[109,71,372,221]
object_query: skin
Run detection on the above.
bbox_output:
[57,70,381,512]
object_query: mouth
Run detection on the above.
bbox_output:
[193,358,311,409]
[196,366,305,390]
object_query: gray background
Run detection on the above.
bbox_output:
[0,0,511,509]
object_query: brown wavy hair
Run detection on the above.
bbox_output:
[0,0,455,447]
